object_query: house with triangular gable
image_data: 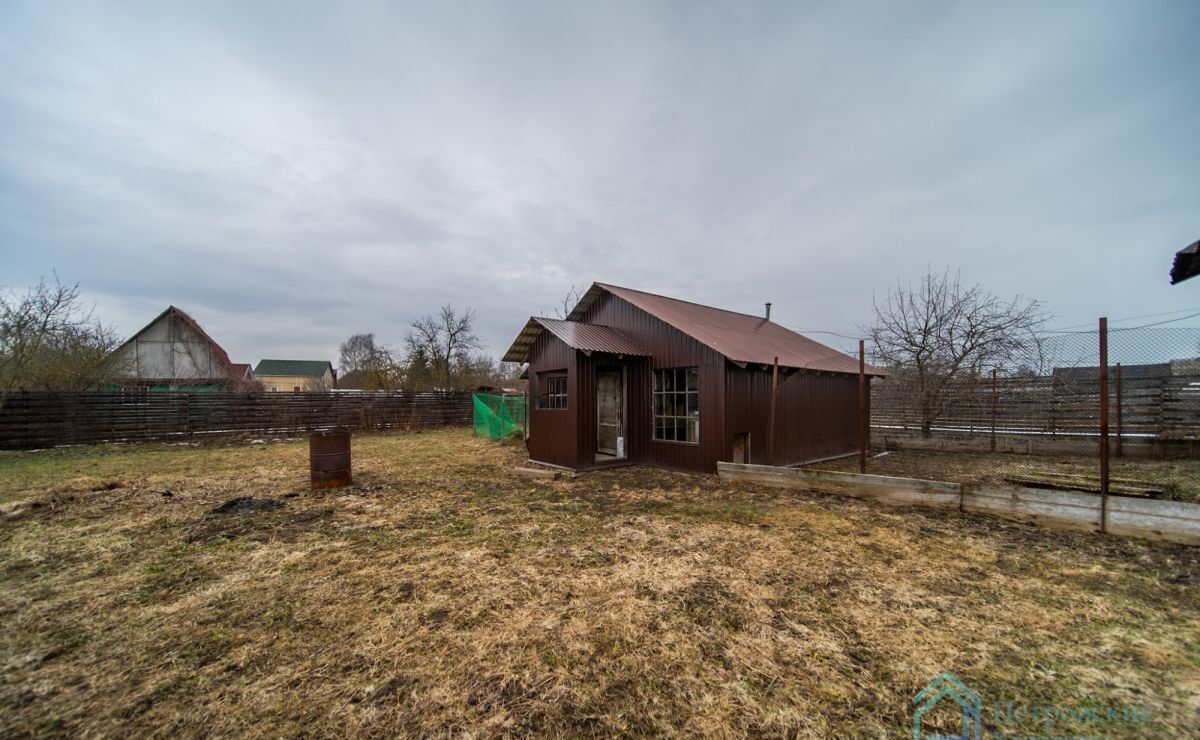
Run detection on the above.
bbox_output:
[112,306,247,391]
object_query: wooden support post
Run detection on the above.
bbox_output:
[858,341,866,473]
[768,356,779,466]
[1099,317,1109,533]
[990,368,997,453]
[1115,363,1123,459]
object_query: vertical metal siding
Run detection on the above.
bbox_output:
[527,331,578,468]
[725,364,860,466]
[580,293,726,472]
[527,291,860,473]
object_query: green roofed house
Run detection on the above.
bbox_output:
[253,359,336,392]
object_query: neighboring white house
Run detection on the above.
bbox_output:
[113,306,244,391]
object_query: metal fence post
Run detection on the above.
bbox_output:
[1099,317,1109,534]
[859,340,866,473]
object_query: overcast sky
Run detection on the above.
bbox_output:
[2,1,1197,367]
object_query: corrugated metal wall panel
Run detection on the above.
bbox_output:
[527,331,578,468]
[725,364,861,466]
[527,290,860,473]
[580,292,726,472]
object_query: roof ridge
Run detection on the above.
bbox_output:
[596,282,775,324]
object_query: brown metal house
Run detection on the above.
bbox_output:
[503,283,881,474]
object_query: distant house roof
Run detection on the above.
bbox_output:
[118,305,235,378]
[229,363,253,381]
[1171,239,1200,285]
[254,359,335,378]
[564,283,881,375]
[503,317,649,363]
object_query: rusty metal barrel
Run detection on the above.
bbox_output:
[310,430,352,489]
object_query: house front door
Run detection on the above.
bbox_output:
[596,369,624,458]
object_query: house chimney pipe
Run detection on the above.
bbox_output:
[765,302,772,320]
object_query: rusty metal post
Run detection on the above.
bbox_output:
[768,357,779,466]
[1115,363,1123,459]
[990,368,998,452]
[1099,317,1109,533]
[859,341,866,473]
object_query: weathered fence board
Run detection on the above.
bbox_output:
[0,391,473,449]
[717,462,1200,546]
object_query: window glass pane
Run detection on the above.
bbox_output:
[652,367,698,442]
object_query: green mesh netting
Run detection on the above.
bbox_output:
[473,393,527,440]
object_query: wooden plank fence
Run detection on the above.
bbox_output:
[871,364,1200,442]
[0,391,473,449]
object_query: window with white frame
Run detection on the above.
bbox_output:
[653,367,699,442]
[540,373,567,410]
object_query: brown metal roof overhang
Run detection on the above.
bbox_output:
[502,317,650,363]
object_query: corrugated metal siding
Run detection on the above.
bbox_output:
[527,290,861,473]
[503,317,649,363]
[534,318,648,357]
[573,354,653,469]
[725,363,861,466]
[579,292,726,472]
[527,331,577,468]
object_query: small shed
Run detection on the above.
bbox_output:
[503,283,883,474]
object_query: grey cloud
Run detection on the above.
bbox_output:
[1,0,1197,367]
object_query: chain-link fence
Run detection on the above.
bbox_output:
[809,322,1200,507]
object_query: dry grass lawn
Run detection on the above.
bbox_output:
[1,429,1198,737]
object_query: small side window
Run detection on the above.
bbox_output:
[539,372,567,410]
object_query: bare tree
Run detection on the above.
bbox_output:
[404,305,482,390]
[338,333,401,390]
[0,276,123,396]
[553,284,585,319]
[868,268,1046,438]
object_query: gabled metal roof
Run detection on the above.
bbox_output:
[568,283,884,376]
[502,317,649,363]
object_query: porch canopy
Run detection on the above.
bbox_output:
[503,317,649,363]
